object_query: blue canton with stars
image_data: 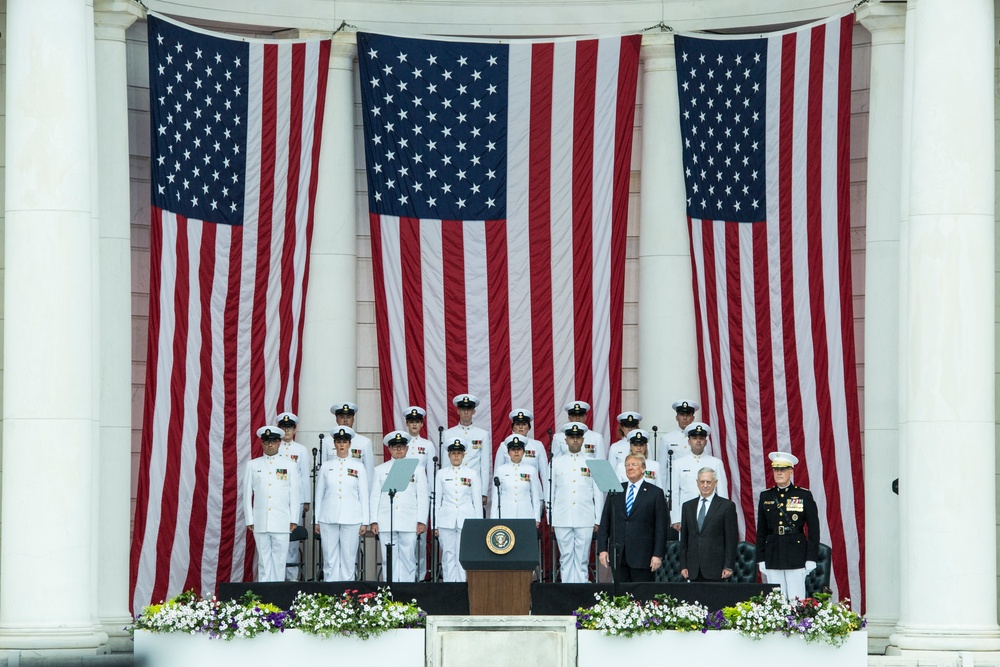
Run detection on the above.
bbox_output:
[674,35,767,223]
[358,33,508,221]
[148,15,249,226]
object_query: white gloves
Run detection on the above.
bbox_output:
[805,560,817,574]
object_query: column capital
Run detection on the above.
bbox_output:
[94,0,142,40]
[641,32,676,72]
[856,2,906,46]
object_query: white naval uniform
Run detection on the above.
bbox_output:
[442,424,491,502]
[370,459,430,582]
[494,438,550,502]
[550,453,605,583]
[551,429,606,460]
[490,462,543,522]
[326,432,376,482]
[315,456,370,582]
[655,428,715,462]
[407,435,439,579]
[279,439,311,581]
[669,453,728,524]
[614,456,661,488]
[435,464,482,582]
[243,453,301,582]
[607,438,629,470]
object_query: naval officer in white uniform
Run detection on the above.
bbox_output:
[243,425,301,582]
[315,426,370,582]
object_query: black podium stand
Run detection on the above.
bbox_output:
[460,519,538,615]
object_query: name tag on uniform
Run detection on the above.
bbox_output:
[276,469,288,480]
[763,500,775,505]
[472,440,483,449]
[585,444,595,453]
[526,450,536,458]
[461,477,472,487]
[351,449,362,459]
[787,498,804,512]
[580,468,591,477]
[347,468,358,478]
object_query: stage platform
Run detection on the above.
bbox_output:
[218,580,778,614]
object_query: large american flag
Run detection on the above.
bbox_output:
[130,15,330,611]
[358,33,639,447]
[675,14,864,607]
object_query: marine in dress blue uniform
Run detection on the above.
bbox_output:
[755,451,820,600]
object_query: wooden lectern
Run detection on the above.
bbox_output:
[459,519,539,615]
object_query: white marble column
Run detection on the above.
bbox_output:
[94,0,141,649]
[891,0,1000,653]
[297,32,359,452]
[637,33,699,432]
[0,0,103,652]
[856,2,905,652]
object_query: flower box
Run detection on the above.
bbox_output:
[577,629,868,666]
[134,627,425,667]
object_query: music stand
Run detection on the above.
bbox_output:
[380,457,419,583]
[586,459,623,590]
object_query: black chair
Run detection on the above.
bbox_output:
[805,543,832,596]
[285,524,309,580]
[730,541,758,583]
[655,541,684,582]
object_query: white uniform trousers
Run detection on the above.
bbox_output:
[319,522,361,582]
[764,567,807,601]
[255,531,291,583]
[379,530,418,582]
[437,527,466,582]
[555,526,593,583]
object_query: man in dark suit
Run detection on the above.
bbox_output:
[679,466,738,581]
[597,454,668,582]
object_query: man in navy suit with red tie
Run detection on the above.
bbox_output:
[679,467,738,581]
[597,454,668,582]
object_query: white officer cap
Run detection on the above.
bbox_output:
[452,394,480,409]
[382,431,412,447]
[617,411,642,427]
[403,405,427,420]
[502,434,528,449]
[561,422,589,436]
[276,412,298,427]
[769,451,799,468]
[672,399,700,413]
[331,402,359,416]
[564,400,591,414]
[330,426,356,440]
[509,408,534,422]
[256,425,282,440]
[685,422,711,438]
[627,429,651,445]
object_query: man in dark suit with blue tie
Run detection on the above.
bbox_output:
[679,467,738,581]
[597,454,668,582]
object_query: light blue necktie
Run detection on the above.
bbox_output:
[625,484,635,515]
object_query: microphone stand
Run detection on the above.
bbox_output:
[666,448,675,540]
[651,425,659,463]
[312,434,323,581]
[432,426,443,582]
[494,477,502,519]
[608,488,620,595]
[546,428,556,583]
[386,488,396,583]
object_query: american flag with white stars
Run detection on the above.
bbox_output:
[676,36,767,223]
[359,33,508,221]
[149,17,249,225]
